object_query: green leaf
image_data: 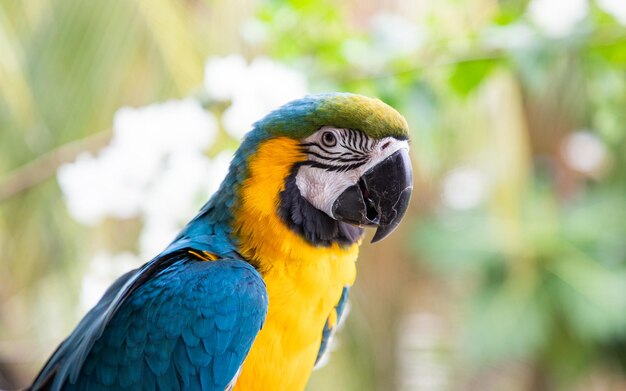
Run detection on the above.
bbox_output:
[448,58,498,96]
[593,40,626,65]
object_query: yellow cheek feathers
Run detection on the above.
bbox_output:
[233,136,307,267]
[233,137,360,271]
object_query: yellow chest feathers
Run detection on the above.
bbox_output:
[232,138,359,391]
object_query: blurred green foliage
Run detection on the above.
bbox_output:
[1,0,625,390]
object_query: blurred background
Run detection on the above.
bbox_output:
[1,0,625,389]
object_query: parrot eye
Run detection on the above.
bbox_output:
[321,131,337,147]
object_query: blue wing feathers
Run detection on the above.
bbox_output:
[118,359,140,387]
[32,250,268,391]
[173,337,196,385]
[315,286,350,365]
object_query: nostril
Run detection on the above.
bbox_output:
[381,141,391,150]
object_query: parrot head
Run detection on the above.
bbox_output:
[226,93,413,248]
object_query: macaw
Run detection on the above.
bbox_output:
[30,93,412,391]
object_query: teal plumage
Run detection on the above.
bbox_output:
[32,249,267,391]
[68,257,266,390]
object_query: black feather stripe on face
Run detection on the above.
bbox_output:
[298,128,374,173]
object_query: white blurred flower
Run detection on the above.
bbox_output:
[528,0,588,37]
[57,148,145,225]
[58,99,218,226]
[441,167,488,210]
[483,22,536,50]
[113,99,217,155]
[204,55,247,101]
[204,55,308,139]
[597,0,626,25]
[80,251,141,312]
[561,130,607,176]
[141,151,214,227]
[370,13,424,59]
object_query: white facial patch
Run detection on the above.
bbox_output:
[295,126,409,218]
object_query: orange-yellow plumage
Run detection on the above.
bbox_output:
[232,138,358,390]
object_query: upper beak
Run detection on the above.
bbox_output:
[331,148,413,243]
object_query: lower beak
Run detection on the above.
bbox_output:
[331,148,413,243]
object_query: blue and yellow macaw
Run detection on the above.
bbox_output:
[30,93,412,391]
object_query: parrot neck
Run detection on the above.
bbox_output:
[226,136,360,390]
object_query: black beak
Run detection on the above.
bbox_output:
[331,148,413,243]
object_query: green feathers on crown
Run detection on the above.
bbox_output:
[255,93,409,140]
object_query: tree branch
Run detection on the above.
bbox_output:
[0,130,111,202]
